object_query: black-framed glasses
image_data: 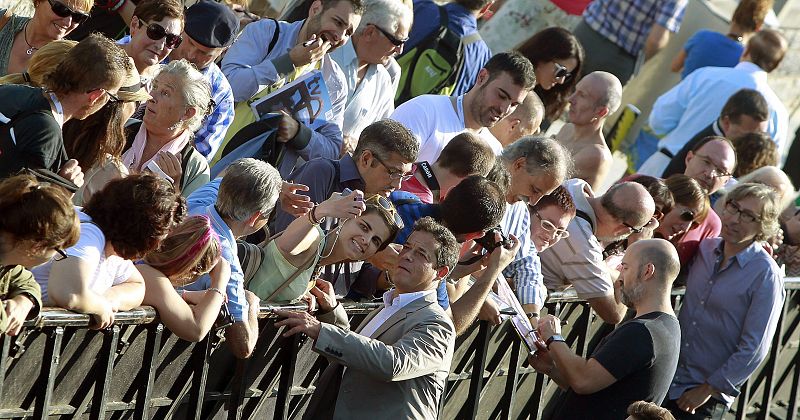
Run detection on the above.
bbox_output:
[104,89,120,103]
[366,194,405,229]
[369,24,408,47]
[553,62,572,81]
[139,20,183,49]
[47,0,90,24]
[54,248,69,261]
[530,208,569,239]
[693,153,732,178]
[724,200,760,224]
[371,153,413,181]
[623,221,645,234]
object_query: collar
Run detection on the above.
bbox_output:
[712,119,724,136]
[339,154,365,183]
[46,91,64,126]
[735,62,768,82]
[207,204,236,246]
[382,288,435,309]
[714,239,762,268]
[337,39,359,69]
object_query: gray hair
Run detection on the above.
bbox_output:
[216,158,282,221]
[355,0,412,35]
[157,59,211,133]
[723,182,781,241]
[736,166,796,210]
[501,135,573,182]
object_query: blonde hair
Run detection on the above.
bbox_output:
[0,40,77,87]
[143,215,221,284]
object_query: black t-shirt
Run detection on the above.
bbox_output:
[552,312,681,420]
[0,85,67,178]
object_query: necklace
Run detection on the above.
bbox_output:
[726,32,744,43]
[23,22,39,55]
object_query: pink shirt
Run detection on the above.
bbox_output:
[400,164,436,204]
[121,123,190,173]
[675,208,721,266]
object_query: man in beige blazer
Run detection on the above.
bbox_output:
[276,217,520,419]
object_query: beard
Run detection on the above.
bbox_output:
[620,278,646,308]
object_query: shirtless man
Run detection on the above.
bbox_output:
[555,71,622,190]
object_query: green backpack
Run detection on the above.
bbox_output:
[394,5,482,106]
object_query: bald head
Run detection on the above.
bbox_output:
[603,182,656,228]
[685,138,737,194]
[745,28,788,72]
[627,239,681,286]
[490,91,545,146]
[583,71,623,114]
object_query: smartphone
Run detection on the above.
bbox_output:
[341,188,364,201]
[145,160,174,184]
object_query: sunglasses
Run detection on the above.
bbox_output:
[678,209,695,222]
[366,194,405,230]
[54,248,69,261]
[370,24,408,47]
[139,20,183,49]
[47,0,89,24]
[553,62,572,81]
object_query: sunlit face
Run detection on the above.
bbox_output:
[356,20,409,66]
[617,249,647,308]
[144,73,188,131]
[471,71,529,128]
[360,151,413,197]
[19,243,59,268]
[720,196,763,246]
[33,0,89,41]
[656,204,701,241]
[534,58,577,90]
[529,204,572,252]
[509,158,560,204]
[721,114,768,140]
[684,142,736,194]
[337,212,392,261]
[567,77,602,125]
[305,0,362,52]
[129,16,184,68]
[74,81,123,120]
[170,33,226,70]
[389,231,443,293]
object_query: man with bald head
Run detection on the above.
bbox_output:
[490,91,545,147]
[540,180,656,324]
[555,71,623,190]
[531,239,681,419]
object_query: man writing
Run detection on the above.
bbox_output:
[531,239,681,419]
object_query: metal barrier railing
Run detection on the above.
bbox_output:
[1,280,799,419]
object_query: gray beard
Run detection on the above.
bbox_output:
[621,281,646,308]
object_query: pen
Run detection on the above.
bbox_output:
[302,38,317,47]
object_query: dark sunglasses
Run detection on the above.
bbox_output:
[54,248,69,261]
[366,195,404,230]
[370,24,408,47]
[554,62,572,80]
[140,20,183,49]
[678,209,695,222]
[48,0,89,24]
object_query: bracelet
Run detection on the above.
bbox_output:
[207,287,227,302]
[526,312,539,319]
[309,204,323,225]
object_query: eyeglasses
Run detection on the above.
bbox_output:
[553,62,572,81]
[724,200,760,224]
[623,221,645,234]
[139,20,183,49]
[47,0,89,24]
[371,152,413,181]
[369,24,408,47]
[693,153,732,178]
[366,194,405,230]
[54,248,69,261]
[531,208,569,239]
[104,89,120,103]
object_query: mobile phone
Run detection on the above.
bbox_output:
[145,160,174,184]
[341,188,364,201]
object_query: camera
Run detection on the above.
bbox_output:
[474,227,512,252]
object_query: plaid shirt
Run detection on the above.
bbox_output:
[584,0,688,56]
[193,62,234,159]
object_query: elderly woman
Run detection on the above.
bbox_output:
[0,0,91,76]
[31,174,185,329]
[122,59,211,197]
[0,175,79,336]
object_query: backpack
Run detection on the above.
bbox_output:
[209,113,283,178]
[394,5,482,106]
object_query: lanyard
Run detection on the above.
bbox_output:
[47,91,64,126]
[456,95,465,127]
[417,161,441,203]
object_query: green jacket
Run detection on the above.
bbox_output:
[0,265,42,334]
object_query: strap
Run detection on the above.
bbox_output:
[0,10,11,33]
[461,32,482,45]
[263,240,319,302]
[266,18,280,56]
[416,161,441,202]
[437,4,449,27]
[574,209,595,232]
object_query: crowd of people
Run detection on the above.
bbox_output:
[0,0,795,418]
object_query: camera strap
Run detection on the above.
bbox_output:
[417,161,441,203]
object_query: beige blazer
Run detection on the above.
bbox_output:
[303,293,455,420]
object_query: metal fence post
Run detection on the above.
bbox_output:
[134,323,164,420]
[32,326,64,419]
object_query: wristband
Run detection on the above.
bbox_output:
[545,334,565,349]
[207,287,227,302]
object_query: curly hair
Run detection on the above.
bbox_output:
[723,182,781,241]
[532,185,576,217]
[411,217,459,271]
[83,174,186,259]
[731,131,778,178]
[518,27,584,120]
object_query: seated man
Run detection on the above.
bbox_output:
[489,91,545,147]
[330,0,412,153]
[554,71,622,190]
[0,33,130,183]
[400,131,495,204]
[185,158,283,358]
[275,217,519,418]
[391,51,536,161]
[274,119,418,233]
[665,183,784,418]
[539,180,656,324]
[531,239,681,419]
[219,0,364,176]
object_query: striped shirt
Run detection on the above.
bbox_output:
[192,62,234,159]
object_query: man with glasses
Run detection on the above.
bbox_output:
[539,180,656,325]
[664,183,784,419]
[329,0,412,155]
[0,33,130,181]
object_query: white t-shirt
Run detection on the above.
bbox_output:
[32,210,136,303]
[390,94,503,162]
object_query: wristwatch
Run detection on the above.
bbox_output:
[545,334,565,349]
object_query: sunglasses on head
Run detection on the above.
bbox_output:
[553,62,572,80]
[139,20,183,49]
[366,194,405,230]
[48,0,89,24]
